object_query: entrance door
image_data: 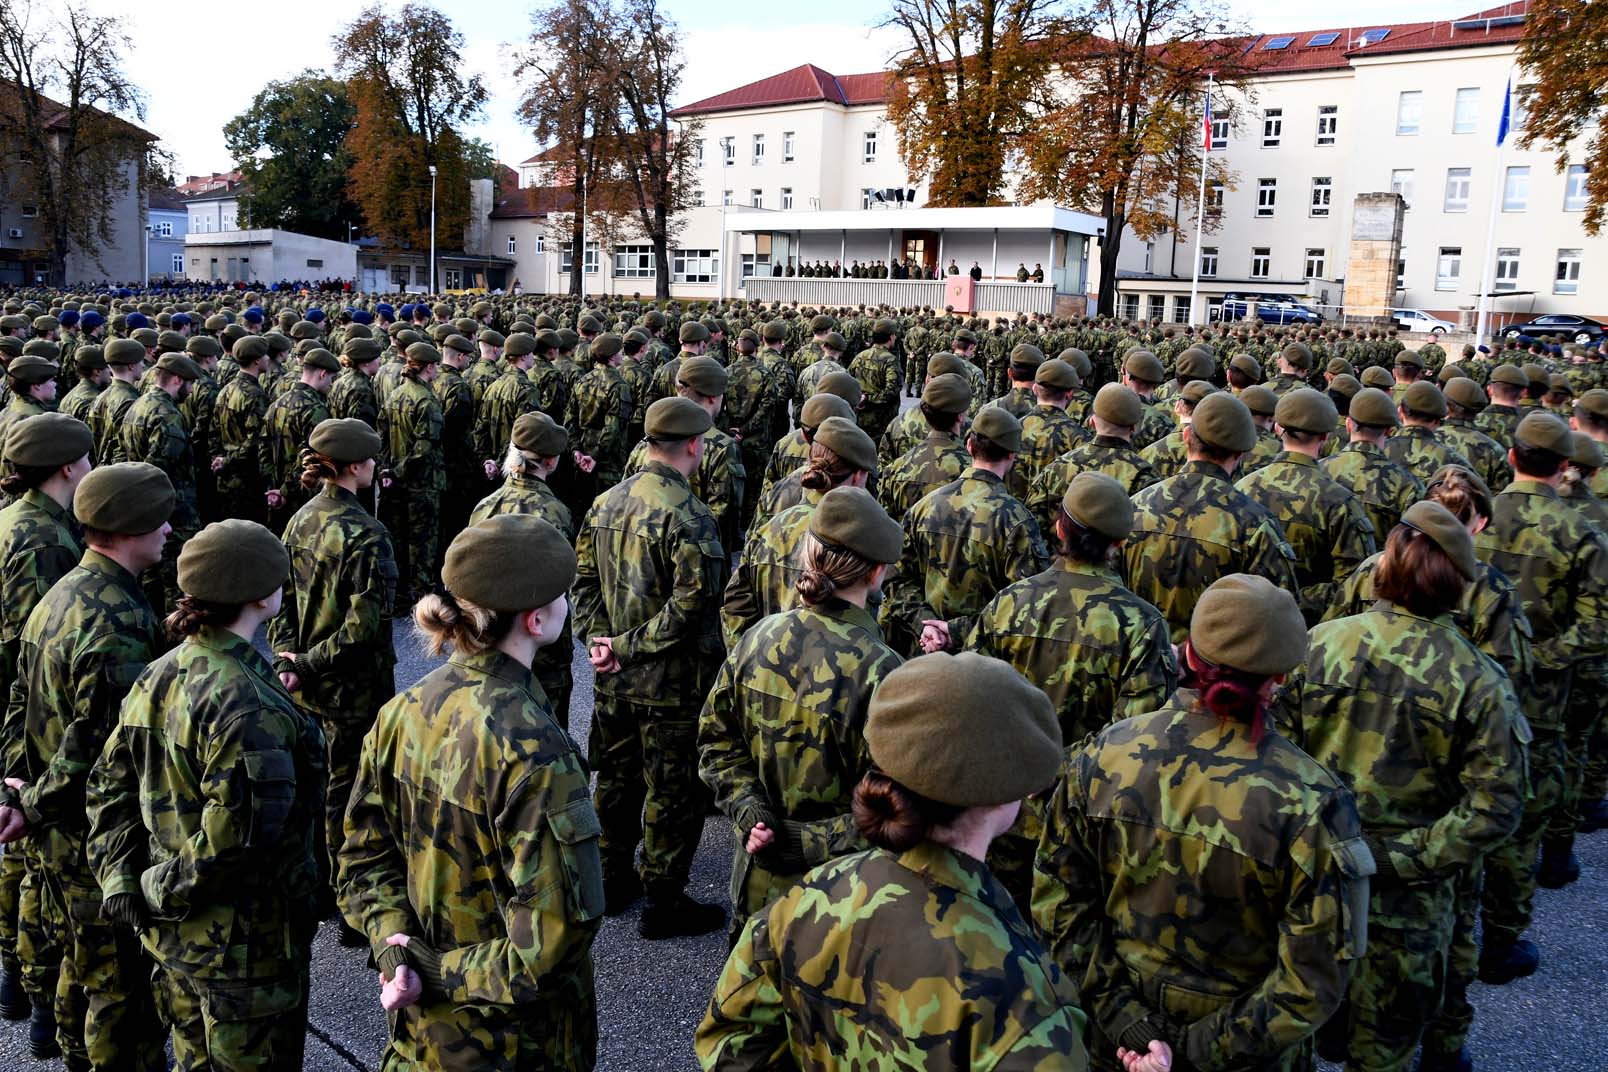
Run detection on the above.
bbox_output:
[902,230,939,276]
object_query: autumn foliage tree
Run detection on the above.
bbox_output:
[1517,2,1608,234]
[334,3,487,266]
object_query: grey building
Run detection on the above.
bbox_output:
[147,187,187,282]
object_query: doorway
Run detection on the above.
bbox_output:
[902,230,938,276]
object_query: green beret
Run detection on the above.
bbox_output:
[1238,386,1278,418]
[816,371,863,407]
[0,314,29,331]
[1190,574,1307,675]
[104,338,145,367]
[921,373,972,415]
[577,315,602,334]
[1516,411,1573,455]
[1274,388,1338,434]
[1393,348,1424,370]
[866,652,1062,807]
[504,333,536,357]
[21,339,59,361]
[645,396,711,441]
[1176,348,1215,380]
[676,320,709,346]
[556,328,580,350]
[0,337,24,358]
[1327,357,1355,377]
[1328,374,1362,401]
[7,355,57,384]
[1034,359,1079,390]
[1400,500,1478,581]
[73,344,106,372]
[808,486,901,563]
[1348,387,1399,428]
[443,514,576,612]
[233,336,269,362]
[1280,343,1313,371]
[130,328,158,348]
[1523,362,1550,387]
[626,328,654,348]
[264,332,294,355]
[800,393,855,428]
[676,355,728,396]
[971,405,1022,453]
[1009,343,1045,369]
[342,338,383,363]
[1490,364,1529,388]
[203,314,229,332]
[478,329,506,347]
[470,301,492,318]
[6,413,91,469]
[760,320,787,343]
[309,418,382,463]
[31,315,57,333]
[1550,374,1575,397]
[74,462,174,534]
[1443,377,1488,412]
[1576,389,1608,422]
[293,348,334,376]
[156,330,187,354]
[1229,353,1263,383]
[953,328,978,346]
[1179,380,1216,406]
[1402,381,1447,419]
[179,520,290,603]
[640,311,664,331]
[512,411,569,456]
[1573,431,1606,470]
[926,353,967,377]
[873,317,898,336]
[441,334,475,356]
[1123,349,1165,384]
[154,354,202,381]
[1062,472,1134,540]
[1360,366,1395,390]
[823,332,847,352]
[808,314,835,334]
[1189,393,1257,453]
[432,303,453,319]
[1057,348,1092,379]
[1427,463,1491,504]
[1093,383,1143,426]
[405,342,441,365]
[812,416,878,474]
[535,330,562,352]
[185,336,223,359]
[345,324,373,341]
[590,333,623,360]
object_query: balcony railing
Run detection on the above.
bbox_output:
[742,276,1056,314]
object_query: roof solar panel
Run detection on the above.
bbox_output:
[1359,28,1391,44]
[1263,35,1296,50]
[1307,32,1340,46]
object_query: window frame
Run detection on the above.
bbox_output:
[780,186,794,210]
[1452,87,1480,135]
[1502,166,1530,212]
[1310,176,1332,218]
[1304,247,1326,278]
[862,130,878,163]
[1565,164,1588,211]
[1262,107,1283,148]
[1444,168,1471,213]
[1199,246,1218,278]
[673,248,719,284]
[612,243,655,278]
[1435,246,1463,291]
[1494,247,1521,291]
[752,133,765,165]
[782,131,796,162]
[1555,248,1582,295]
[1396,91,1423,136]
[1250,247,1271,278]
[1316,105,1338,146]
[506,234,516,255]
[1256,177,1277,218]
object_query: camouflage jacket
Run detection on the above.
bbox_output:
[1124,461,1299,644]
[0,395,47,470]
[86,625,325,979]
[572,460,727,707]
[720,495,821,650]
[878,405,935,468]
[338,648,601,1072]
[793,359,844,413]
[434,366,479,483]
[699,601,901,918]
[877,430,970,520]
[565,365,631,483]
[1382,425,1471,485]
[88,377,141,466]
[697,842,1089,1072]
[0,490,82,754]
[1131,402,1175,452]
[467,473,575,693]
[475,367,537,462]
[1238,429,1285,478]
[1273,604,1526,932]
[262,381,330,503]
[883,469,1049,644]
[966,559,1177,746]
[721,357,772,447]
[1475,404,1523,449]
[1236,452,1377,624]
[1012,406,1087,502]
[848,346,901,413]
[991,386,1037,420]
[213,370,272,491]
[268,484,397,722]
[1025,436,1159,541]
[60,379,102,425]
[464,357,502,408]
[622,357,654,431]
[329,366,379,428]
[627,428,746,550]
[1437,418,1514,492]
[381,377,446,491]
[1138,430,1190,483]
[759,430,810,504]
[1034,694,1367,1069]
[121,386,198,513]
[1320,442,1424,546]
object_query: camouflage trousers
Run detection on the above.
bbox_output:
[1550,667,1607,848]
[1583,697,1608,815]
[0,844,20,972]
[39,871,165,1072]
[214,467,267,526]
[1483,723,1565,946]
[153,963,310,1072]
[1420,864,1482,1062]
[737,443,771,535]
[320,716,375,904]
[903,351,927,395]
[589,694,706,894]
[381,482,441,603]
[15,842,60,1009]
[1320,922,1447,1072]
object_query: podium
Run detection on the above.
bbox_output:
[944,275,975,313]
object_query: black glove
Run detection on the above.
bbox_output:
[102,892,149,929]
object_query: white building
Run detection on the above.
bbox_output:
[183,229,356,284]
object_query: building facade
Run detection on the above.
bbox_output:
[147,187,187,282]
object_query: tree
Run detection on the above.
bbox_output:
[224,71,363,241]
[0,1,164,285]
[882,0,1070,207]
[334,3,487,265]
[1017,0,1250,315]
[1517,2,1608,234]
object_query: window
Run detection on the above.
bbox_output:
[1397,255,1406,290]
[1316,105,1338,146]
[1444,168,1471,212]
[694,139,704,166]
[1495,248,1520,291]
[780,187,793,210]
[860,187,875,209]
[1436,246,1462,290]
[1200,246,1218,277]
[1304,248,1326,278]
[1262,107,1282,147]
[560,240,600,275]
[1390,168,1415,207]
[739,252,770,278]
[506,234,516,255]
[722,189,732,206]
[222,214,235,229]
[1205,180,1224,215]
[752,134,764,164]
[1556,248,1582,295]
[1121,293,1141,320]
[673,249,719,284]
[306,258,323,269]
[1256,178,1276,217]
[1513,84,1535,133]
[720,137,734,165]
[1250,248,1271,278]
[171,253,184,274]
[158,220,173,237]
[862,130,878,163]
[445,268,462,289]
[415,265,429,284]
[1453,88,1480,134]
[746,188,762,209]
[1566,165,1588,211]
[535,233,544,254]
[1396,91,1423,135]
[19,204,36,218]
[1310,176,1332,217]
[1172,296,1191,322]
[391,265,409,287]
[613,244,655,278]
[1148,295,1165,321]
[1503,166,1530,212]
[1209,111,1228,150]
[782,131,795,162]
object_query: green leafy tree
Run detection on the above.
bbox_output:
[224,71,363,241]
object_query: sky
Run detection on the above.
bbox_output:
[56,0,1486,178]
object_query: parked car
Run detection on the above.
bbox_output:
[1391,308,1456,335]
[1502,314,1607,345]
[1220,293,1325,325]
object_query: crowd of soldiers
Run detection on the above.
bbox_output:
[0,286,1600,1071]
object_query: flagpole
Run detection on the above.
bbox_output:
[1189,72,1213,327]
[1473,75,1514,347]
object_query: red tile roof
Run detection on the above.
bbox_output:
[670,64,891,118]
[489,184,576,220]
[1235,2,1528,75]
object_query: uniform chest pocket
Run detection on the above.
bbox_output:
[1330,836,1377,961]
[546,798,605,923]
[243,750,297,849]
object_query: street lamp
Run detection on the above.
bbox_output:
[428,164,438,294]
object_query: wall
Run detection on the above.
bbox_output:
[64,158,144,284]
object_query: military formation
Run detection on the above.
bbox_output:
[0,288,1601,1071]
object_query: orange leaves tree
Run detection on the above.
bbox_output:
[1517,2,1608,234]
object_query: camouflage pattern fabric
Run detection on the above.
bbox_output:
[261,381,330,529]
[626,430,745,554]
[212,370,272,524]
[757,430,809,506]
[720,496,820,650]
[847,346,901,441]
[1320,443,1424,551]
[87,378,140,467]
[1381,426,1471,485]
[566,365,632,487]
[876,431,969,521]
[1475,404,1523,450]
[1011,406,1087,502]
[380,376,446,601]
[1437,419,1514,492]
[475,367,537,462]
[60,378,102,426]
[1024,436,1159,541]
[329,367,379,428]
[435,363,481,548]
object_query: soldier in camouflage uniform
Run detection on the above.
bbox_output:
[434,335,481,549]
[262,348,336,534]
[876,375,972,521]
[464,329,504,407]
[88,339,146,467]
[720,332,773,531]
[1275,503,1527,1071]
[268,420,396,947]
[1321,387,1424,543]
[86,519,323,1072]
[1010,359,1087,502]
[469,413,577,729]
[1235,389,1377,624]
[381,344,447,606]
[754,323,797,448]
[0,356,57,477]
[700,488,903,933]
[573,398,728,937]
[1123,393,1298,644]
[1120,351,1175,452]
[1438,376,1514,492]
[1571,392,1608,832]
[620,330,657,449]
[625,357,745,552]
[757,375,861,504]
[331,339,384,428]
[1137,380,1215,482]
[338,515,602,1072]
[878,352,969,466]
[211,336,274,524]
[847,319,903,442]
[697,651,1085,1071]
[1383,381,1471,484]
[564,333,632,503]
[475,333,540,467]
[1038,575,1368,1072]
[1024,384,1159,540]
[1477,364,1529,448]
[59,346,106,426]
[989,344,1042,419]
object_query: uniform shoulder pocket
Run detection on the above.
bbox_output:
[545,797,604,923]
[1329,836,1376,961]
[242,749,297,848]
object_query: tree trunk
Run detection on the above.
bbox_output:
[1098,197,1125,317]
[568,214,585,297]
[653,232,670,302]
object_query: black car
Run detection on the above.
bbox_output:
[1502,314,1606,344]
